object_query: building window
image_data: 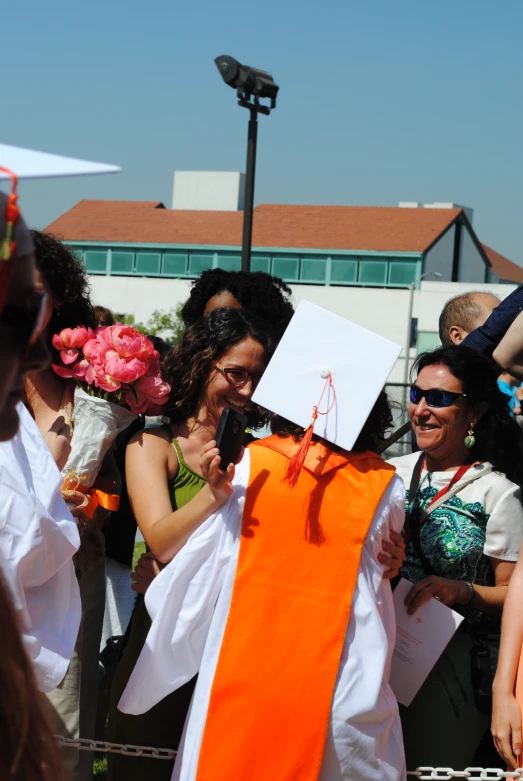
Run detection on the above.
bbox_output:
[216,254,241,272]
[300,258,327,283]
[417,331,441,353]
[330,259,358,284]
[410,317,418,348]
[272,257,299,282]
[136,253,161,275]
[359,261,388,285]
[250,255,270,273]
[162,253,188,276]
[84,251,108,273]
[111,252,134,274]
[388,262,417,286]
[188,254,214,276]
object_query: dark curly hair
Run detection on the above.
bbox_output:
[413,346,523,484]
[181,269,294,340]
[163,307,275,429]
[271,390,394,454]
[31,231,95,361]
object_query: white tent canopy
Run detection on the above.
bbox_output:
[0,143,120,180]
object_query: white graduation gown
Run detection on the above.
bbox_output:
[119,451,406,781]
[0,402,81,692]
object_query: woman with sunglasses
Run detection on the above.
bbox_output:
[388,345,523,771]
[107,307,275,781]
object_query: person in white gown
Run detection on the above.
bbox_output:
[0,402,81,691]
[119,302,407,781]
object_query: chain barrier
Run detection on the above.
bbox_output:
[55,738,522,777]
[406,771,522,780]
[55,735,176,760]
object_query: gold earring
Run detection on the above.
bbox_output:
[464,424,475,449]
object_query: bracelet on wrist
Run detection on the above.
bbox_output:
[463,580,476,607]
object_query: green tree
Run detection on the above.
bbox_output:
[120,304,185,346]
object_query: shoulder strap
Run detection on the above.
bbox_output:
[170,436,183,463]
[417,466,492,523]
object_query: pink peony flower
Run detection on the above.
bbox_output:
[83,337,108,367]
[104,356,148,385]
[52,322,168,415]
[52,326,95,365]
[97,324,156,362]
[51,363,77,379]
[124,375,170,415]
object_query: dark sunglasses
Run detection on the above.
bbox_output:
[0,289,48,349]
[410,385,468,408]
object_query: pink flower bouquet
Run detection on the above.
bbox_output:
[52,323,171,491]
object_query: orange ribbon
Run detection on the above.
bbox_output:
[62,475,120,520]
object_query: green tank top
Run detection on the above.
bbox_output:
[168,437,207,509]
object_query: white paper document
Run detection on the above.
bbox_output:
[390,578,464,707]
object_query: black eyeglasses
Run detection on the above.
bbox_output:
[215,364,264,389]
[0,289,48,349]
[410,385,468,408]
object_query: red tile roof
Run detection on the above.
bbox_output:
[482,244,523,284]
[45,201,463,254]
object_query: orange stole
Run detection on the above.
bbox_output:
[195,435,396,781]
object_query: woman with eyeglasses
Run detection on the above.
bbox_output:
[388,345,523,771]
[106,307,275,781]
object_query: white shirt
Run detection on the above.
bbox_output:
[0,403,81,692]
[119,452,406,781]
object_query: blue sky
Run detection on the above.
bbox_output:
[3,0,522,261]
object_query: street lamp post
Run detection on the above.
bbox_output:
[215,55,279,272]
[402,271,442,421]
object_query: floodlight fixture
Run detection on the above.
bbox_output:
[215,55,279,113]
[214,55,280,271]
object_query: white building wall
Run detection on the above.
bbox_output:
[171,171,245,211]
[89,276,516,385]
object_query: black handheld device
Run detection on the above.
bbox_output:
[215,408,248,471]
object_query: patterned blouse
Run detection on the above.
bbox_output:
[388,452,523,627]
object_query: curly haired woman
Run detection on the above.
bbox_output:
[181,268,295,340]
[26,231,107,781]
[26,230,96,470]
[106,307,275,780]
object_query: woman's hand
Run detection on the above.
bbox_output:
[405,575,472,615]
[200,440,237,506]
[64,490,100,536]
[131,552,163,595]
[492,690,522,769]
[379,531,405,580]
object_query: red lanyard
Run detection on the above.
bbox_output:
[424,459,473,509]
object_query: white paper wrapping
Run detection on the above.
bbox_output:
[61,387,137,488]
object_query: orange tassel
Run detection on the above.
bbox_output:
[283,373,336,488]
[283,412,317,488]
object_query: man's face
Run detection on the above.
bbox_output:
[0,250,49,441]
[448,293,501,345]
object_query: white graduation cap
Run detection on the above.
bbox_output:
[0,143,120,180]
[252,300,402,463]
